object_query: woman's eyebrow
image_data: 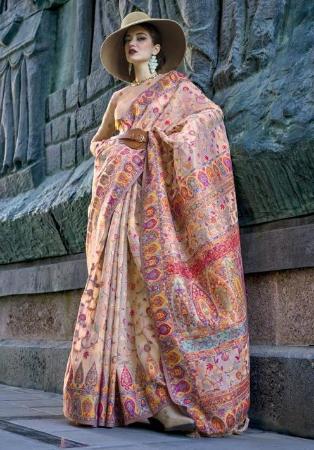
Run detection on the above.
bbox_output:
[125,31,148,38]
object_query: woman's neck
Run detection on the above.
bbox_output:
[133,63,154,82]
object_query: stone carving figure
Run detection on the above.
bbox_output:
[0,0,68,180]
[0,0,312,259]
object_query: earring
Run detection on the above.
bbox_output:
[128,63,133,76]
[148,54,158,74]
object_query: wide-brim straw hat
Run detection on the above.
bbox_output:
[100,11,186,82]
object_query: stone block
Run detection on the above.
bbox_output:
[0,254,87,298]
[0,291,81,341]
[76,103,94,135]
[92,90,112,125]
[76,137,84,165]
[0,339,71,394]
[65,80,79,111]
[78,78,87,106]
[51,115,70,143]
[0,207,67,264]
[86,67,112,101]
[47,89,66,120]
[246,274,276,344]
[0,161,93,264]
[250,345,314,439]
[245,267,314,346]
[44,122,52,146]
[0,161,44,198]
[50,158,94,254]
[274,268,314,345]
[69,113,77,137]
[45,144,61,175]
[83,128,97,159]
[240,222,314,273]
[61,138,77,169]
[0,170,75,264]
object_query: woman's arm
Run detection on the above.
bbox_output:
[91,91,118,142]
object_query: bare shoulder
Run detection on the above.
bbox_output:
[108,85,128,110]
[113,85,129,99]
[115,84,129,94]
[114,83,141,98]
[112,84,144,110]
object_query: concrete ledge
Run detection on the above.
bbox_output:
[0,340,313,438]
[250,344,314,359]
[250,345,314,439]
[241,222,314,273]
[1,219,314,297]
[0,254,87,297]
[0,339,70,394]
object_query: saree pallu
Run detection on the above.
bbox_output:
[63,70,250,437]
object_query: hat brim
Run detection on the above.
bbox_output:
[100,18,186,82]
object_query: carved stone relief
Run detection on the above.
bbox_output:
[0,0,313,264]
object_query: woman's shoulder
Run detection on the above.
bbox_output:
[113,84,129,96]
[110,86,127,104]
[107,85,133,116]
[112,83,141,105]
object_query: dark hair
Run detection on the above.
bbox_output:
[140,23,166,71]
[123,23,166,74]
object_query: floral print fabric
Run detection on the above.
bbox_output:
[63,70,250,436]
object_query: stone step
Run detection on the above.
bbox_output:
[1,384,313,450]
[0,339,313,439]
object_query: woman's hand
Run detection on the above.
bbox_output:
[118,128,148,150]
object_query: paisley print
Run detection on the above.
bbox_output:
[63,70,250,436]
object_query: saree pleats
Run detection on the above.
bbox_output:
[63,70,250,436]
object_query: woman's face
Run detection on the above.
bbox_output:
[124,25,160,65]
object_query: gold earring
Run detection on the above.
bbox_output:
[128,63,132,76]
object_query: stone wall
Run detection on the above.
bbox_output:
[0,0,313,264]
[44,69,116,175]
[0,255,313,438]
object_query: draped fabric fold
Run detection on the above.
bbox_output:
[63,70,250,437]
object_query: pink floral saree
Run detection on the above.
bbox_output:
[63,69,250,436]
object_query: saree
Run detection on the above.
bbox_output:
[63,69,250,437]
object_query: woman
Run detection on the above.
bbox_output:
[63,11,250,437]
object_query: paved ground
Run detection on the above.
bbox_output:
[0,384,313,450]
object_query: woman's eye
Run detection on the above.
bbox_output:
[124,35,146,44]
